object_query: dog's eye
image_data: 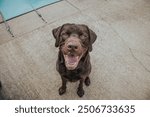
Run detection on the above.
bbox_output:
[61,33,69,39]
[80,34,88,39]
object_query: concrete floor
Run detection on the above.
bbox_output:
[0,0,150,99]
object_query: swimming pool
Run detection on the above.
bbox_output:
[0,0,61,20]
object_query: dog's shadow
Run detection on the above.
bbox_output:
[0,81,7,100]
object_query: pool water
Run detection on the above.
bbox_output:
[0,0,61,20]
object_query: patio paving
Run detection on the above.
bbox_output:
[0,0,150,99]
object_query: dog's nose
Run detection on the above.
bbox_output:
[67,44,78,50]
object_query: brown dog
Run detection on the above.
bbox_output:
[52,23,97,97]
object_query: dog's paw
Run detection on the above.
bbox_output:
[77,88,84,97]
[84,77,91,86]
[59,87,66,95]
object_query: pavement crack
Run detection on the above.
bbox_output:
[112,28,150,73]
[35,10,47,23]
[129,48,150,73]
[65,0,82,12]
[144,53,150,58]
[98,16,150,73]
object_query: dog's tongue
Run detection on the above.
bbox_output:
[68,56,78,64]
[65,55,79,70]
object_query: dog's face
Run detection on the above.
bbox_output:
[52,23,97,70]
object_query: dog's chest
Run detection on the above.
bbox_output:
[59,63,83,82]
[65,69,82,82]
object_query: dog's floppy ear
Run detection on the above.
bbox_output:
[88,28,97,52]
[52,26,62,47]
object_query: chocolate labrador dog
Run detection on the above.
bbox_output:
[52,23,97,97]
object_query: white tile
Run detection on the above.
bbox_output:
[38,1,78,23]
[0,23,14,45]
[66,0,106,10]
[7,12,45,36]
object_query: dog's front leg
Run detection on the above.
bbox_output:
[59,77,67,95]
[77,79,84,97]
[84,76,91,86]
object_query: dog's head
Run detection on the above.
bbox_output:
[52,23,97,70]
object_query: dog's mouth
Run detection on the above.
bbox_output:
[64,54,82,70]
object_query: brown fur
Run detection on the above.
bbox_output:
[52,23,97,97]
